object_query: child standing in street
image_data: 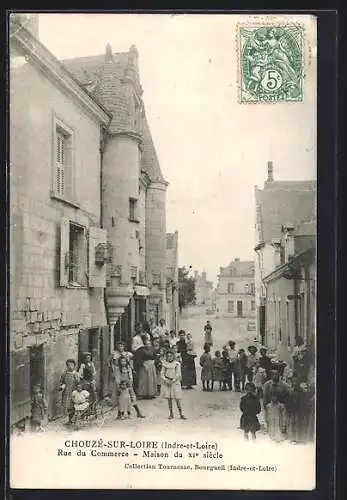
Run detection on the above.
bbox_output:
[199,344,213,391]
[31,384,47,432]
[115,356,145,419]
[172,344,182,364]
[254,367,267,399]
[118,380,132,419]
[160,350,186,420]
[239,382,261,441]
[212,350,223,391]
[59,358,80,425]
[265,393,286,443]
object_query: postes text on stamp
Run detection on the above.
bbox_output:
[239,25,303,103]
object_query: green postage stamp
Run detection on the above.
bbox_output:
[238,24,304,103]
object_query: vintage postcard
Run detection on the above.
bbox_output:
[9,12,317,490]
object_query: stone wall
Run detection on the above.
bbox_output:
[10,43,107,421]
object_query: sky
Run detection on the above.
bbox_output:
[37,13,317,284]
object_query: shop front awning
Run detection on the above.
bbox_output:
[134,285,151,297]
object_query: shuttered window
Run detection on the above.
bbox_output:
[53,118,74,200]
[56,131,65,196]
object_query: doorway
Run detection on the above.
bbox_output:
[237,300,243,318]
[29,345,45,394]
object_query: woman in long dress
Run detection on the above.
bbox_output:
[185,333,197,388]
[135,340,157,399]
[176,330,195,389]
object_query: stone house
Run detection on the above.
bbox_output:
[254,161,316,346]
[10,14,173,427]
[10,16,111,426]
[262,222,316,367]
[194,271,214,308]
[62,44,170,350]
[215,259,255,319]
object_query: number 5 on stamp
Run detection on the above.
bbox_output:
[238,25,304,103]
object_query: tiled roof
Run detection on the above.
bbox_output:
[220,260,255,277]
[141,108,167,184]
[61,48,167,184]
[255,181,316,244]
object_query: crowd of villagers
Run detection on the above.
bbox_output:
[29,311,315,443]
[43,318,196,426]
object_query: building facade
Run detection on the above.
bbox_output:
[254,161,316,347]
[194,271,214,309]
[216,259,255,319]
[10,15,173,427]
[262,223,316,368]
[254,161,316,342]
[10,16,111,426]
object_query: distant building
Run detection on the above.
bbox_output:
[194,271,214,308]
[254,161,316,347]
[215,259,255,319]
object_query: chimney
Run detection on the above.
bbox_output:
[271,239,282,267]
[234,258,240,262]
[282,224,295,262]
[267,161,274,182]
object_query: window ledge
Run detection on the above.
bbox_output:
[66,284,88,289]
[51,191,80,209]
[129,218,140,224]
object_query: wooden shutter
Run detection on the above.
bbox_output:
[11,349,31,426]
[56,131,65,196]
[60,217,70,286]
[88,227,107,288]
[100,326,111,398]
[78,329,90,366]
